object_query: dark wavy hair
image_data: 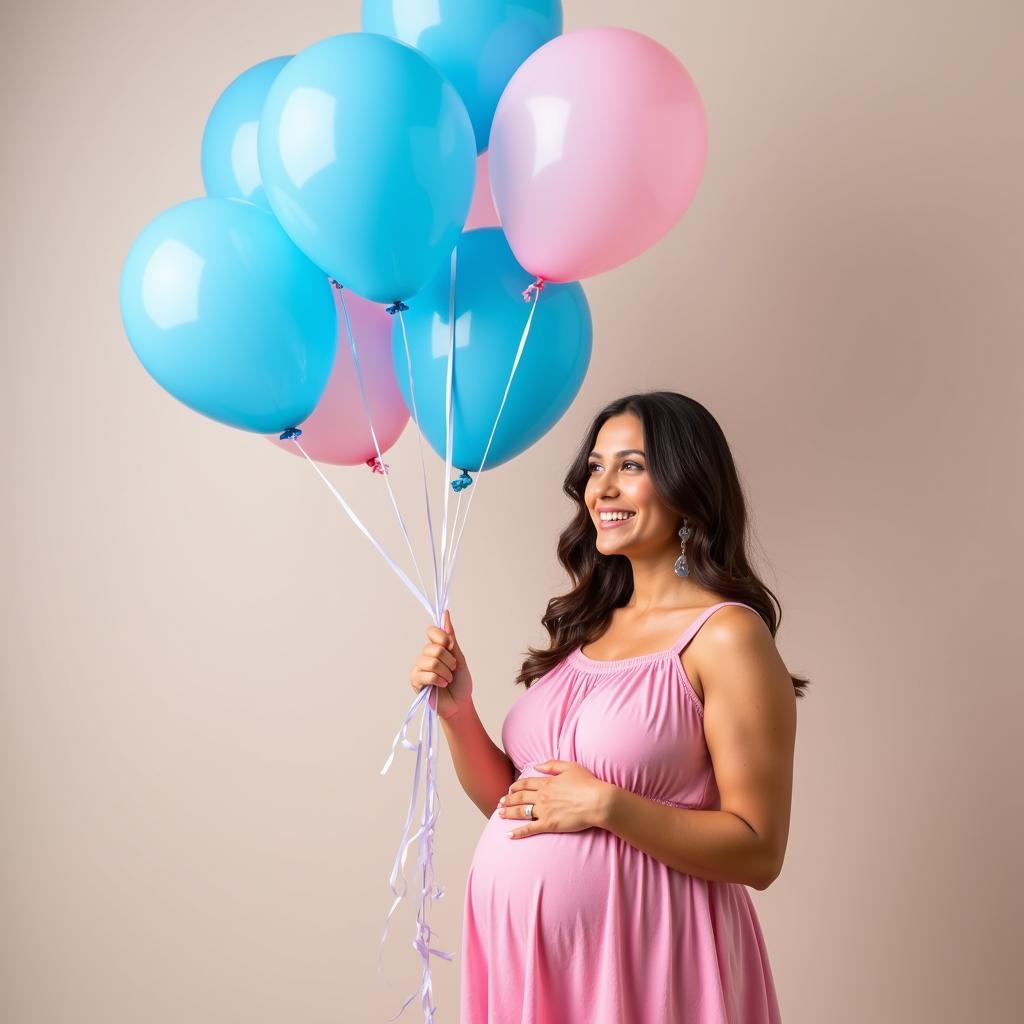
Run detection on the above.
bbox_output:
[516,391,810,699]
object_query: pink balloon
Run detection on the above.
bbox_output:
[488,27,708,283]
[465,151,500,230]
[266,286,409,465]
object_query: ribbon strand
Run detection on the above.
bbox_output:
[337,286,432,609]
[287,439,435,620]
[373,263,541,1023]
[440,287,543,612]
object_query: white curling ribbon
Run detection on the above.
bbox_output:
[378,695,429,978]
[388,699,453,1024]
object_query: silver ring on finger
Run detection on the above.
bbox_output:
[523,803,535,820]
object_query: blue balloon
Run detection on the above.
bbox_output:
[258,32,476,304]
[392,227,591,471]
[201,56,292,212]
[362,1,563,153]
[119,197,337,434]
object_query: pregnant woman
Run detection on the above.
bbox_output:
[409,391,806,1023]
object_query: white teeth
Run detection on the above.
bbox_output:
[599,511,635,521]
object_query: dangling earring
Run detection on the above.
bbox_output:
[674,519,692,578]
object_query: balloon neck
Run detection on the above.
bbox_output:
[451,469,473,492]
[328,278,343,290]
[279,427,303,441]
[522,277,546,302]
[367,456,390,475]
[385,300,410,315]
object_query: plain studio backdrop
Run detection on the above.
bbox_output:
[2,1,1022,1021]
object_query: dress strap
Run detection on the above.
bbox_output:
[670,601,758,655]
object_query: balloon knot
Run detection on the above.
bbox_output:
[386,300,409,315]
[366,456,390,475]
[328,278,343,290]
[451,469,473,492]
[522,277,546,302]
[279,427,302,441]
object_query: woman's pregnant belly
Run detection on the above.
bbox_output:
[466,800,628,946]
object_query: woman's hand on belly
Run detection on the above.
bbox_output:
[498,759,615,839]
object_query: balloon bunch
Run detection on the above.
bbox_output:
[119,4,707,1020]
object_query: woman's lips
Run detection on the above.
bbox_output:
[597,514,636,530]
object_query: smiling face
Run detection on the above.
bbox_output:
[584,412,681,561]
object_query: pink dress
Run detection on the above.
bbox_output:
[460,601,782,1024]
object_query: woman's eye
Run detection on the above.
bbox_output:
[588,463,601,473]
[623,461,643,471]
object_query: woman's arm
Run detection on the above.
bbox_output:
[441,701,517,819]
[598,605,797,889]
[598,800,778,889]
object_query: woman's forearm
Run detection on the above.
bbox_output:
[440,700,516,818]
[598,786,780,890]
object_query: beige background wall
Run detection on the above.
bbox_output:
[3,1,1022,1021]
